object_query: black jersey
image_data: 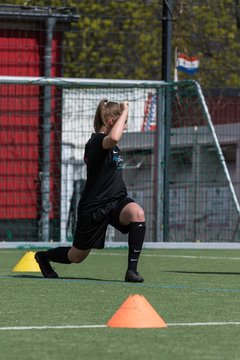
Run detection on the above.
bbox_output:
[78,133,127,212]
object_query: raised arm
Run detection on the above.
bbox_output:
[102,101,129,149]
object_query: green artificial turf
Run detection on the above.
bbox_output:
[1,248,240,360]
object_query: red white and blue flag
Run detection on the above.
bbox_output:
[176,53,200,75]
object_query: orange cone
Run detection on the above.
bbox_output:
[106,294,167,328]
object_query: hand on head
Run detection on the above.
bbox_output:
[123,101,128,110]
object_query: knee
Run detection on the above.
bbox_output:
[135,208,145,222]
[120,203,145,224]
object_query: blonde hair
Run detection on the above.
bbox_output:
[94,99,123,132]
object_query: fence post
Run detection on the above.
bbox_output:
[162,0,173,241]
[155,87,165,242]
[41,17,56,242]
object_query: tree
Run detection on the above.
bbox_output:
[62,0,163,80]
[8,0,240,88]
[173,0,240,87]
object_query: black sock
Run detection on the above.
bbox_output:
[43,247,72,264]
[127,222,146,271]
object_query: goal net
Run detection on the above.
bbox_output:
[168,81,240,242]
[0,76,239,245]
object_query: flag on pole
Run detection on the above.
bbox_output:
[176,53,200,75]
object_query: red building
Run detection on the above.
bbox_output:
[0,5,78,241]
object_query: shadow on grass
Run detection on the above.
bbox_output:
[11,274,124,282]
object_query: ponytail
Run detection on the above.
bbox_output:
[94,99,108,132]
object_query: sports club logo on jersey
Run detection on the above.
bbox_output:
[112,148,123,169]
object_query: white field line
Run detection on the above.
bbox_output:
[4,249,240,261]
[0,325,107,331]
[91,252,240,261]
[1,322,240,331]
[168,321,240,327]
[5,249,240,261]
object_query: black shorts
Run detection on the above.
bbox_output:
[73,197,134,250]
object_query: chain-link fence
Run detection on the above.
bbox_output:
[0,76,239,245]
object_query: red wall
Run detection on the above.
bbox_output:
[171,92,240,128]
[207,96,240,125]
[0,27,62,220]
